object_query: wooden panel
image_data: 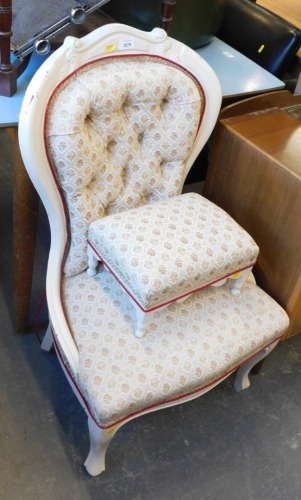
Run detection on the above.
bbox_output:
[205,104,301,339]
[224,110,301,176]
[218,90,301,119]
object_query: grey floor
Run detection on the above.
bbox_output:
[1,128,301,500]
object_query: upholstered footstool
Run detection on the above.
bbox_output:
[87,193,259,337]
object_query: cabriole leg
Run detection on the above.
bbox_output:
[233,340,279,392]
[84,417,117,476]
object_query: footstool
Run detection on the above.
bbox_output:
[87,193,259,337]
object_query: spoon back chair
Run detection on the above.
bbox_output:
[18,23,289,475]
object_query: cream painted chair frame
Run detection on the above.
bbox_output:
[19,22,222,367]
[18,23,288,476]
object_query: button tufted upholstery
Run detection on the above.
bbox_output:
[45,56,205,277]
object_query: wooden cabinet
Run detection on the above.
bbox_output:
[204,92,301,339]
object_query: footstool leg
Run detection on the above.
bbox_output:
[87,245,100,276]
[230,268,253,296]
[135,307,150,338]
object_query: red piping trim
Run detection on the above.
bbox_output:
[87,240,255,312]
[53,331,282,431]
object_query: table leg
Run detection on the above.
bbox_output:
[11,127,39,333]
[0,0,17,97]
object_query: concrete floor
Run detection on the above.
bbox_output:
[1,128,301,499]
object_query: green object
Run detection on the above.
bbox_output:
[102,0,226,48]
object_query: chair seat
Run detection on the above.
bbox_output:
[87,193,259,313]
[62,269,288,428]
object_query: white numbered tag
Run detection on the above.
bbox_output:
[119,38,134,50]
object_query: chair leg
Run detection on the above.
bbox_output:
[230,268,253,296]
[41,323,54,351]
[84,417,117,476]
[87,245,99,277]
[135,306,155,338]
[233,340,279,392]
[251,358,265,375]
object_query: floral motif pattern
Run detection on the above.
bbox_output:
[45,56,204,276]
[62,270,289,426]
[88,192,259,310]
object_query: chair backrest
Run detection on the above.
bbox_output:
[19,24,221,283]
[217,0,301,78]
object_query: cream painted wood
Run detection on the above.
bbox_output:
[85,339,279,476]
[40,323,54,351]
[233,340,279,391]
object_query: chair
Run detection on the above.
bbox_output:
[18,23,289,475]
[217,0,301,79]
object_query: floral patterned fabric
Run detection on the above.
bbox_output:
[62,269,289,427]
[88,192,259,311]
[43,52,288,432]
[45,56,204,276]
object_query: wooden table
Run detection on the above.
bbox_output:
[204,90,301,339]
[0,52,48,332]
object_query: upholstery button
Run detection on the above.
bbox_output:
[161,96,169,107]
[107,139,116,150]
